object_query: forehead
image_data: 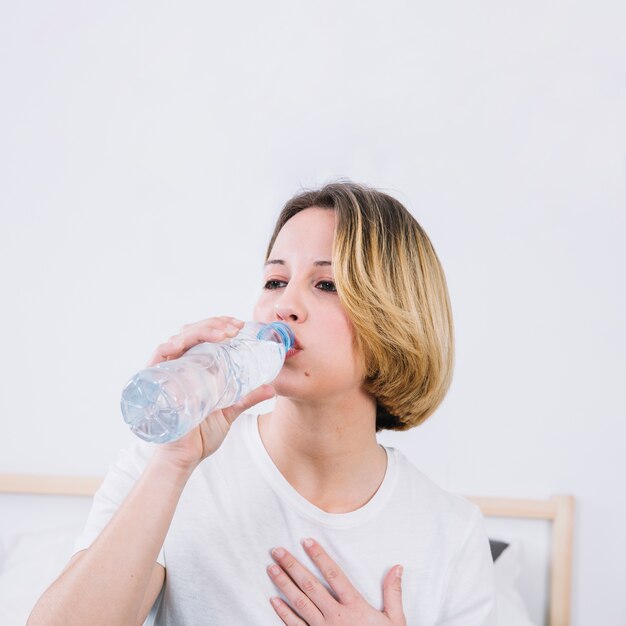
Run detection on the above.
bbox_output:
[270,207,336,255]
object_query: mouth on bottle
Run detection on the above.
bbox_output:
[285,347,301,359]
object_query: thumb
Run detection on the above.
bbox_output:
[382,565,405,624]
[222,384,276,424]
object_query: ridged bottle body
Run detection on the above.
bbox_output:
[120,321,293,443]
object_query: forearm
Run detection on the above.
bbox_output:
[27,455,195,626]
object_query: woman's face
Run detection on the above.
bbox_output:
[253,207,366,403]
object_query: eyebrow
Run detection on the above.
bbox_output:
[264,259,332,267]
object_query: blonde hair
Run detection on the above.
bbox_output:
[265,181,454,432]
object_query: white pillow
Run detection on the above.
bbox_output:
[0,525,82,626]
[494,540,539,626]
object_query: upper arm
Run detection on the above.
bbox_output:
[60,552,165,626]
[135,563,165,626]
[60,550,86,576]
[437,505,497,625]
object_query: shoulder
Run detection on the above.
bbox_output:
[390,447,484,532]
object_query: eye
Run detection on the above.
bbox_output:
[263,280,286,290]
[316,280,337,293]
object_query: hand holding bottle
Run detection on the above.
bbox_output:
[139,316,277,471]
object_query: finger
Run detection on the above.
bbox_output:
[212,316,245,326]
[269,596,308,626]
[146,323,239,366]
[382,565,405,624]
[300,538,363,605]
[222,385,275,424]
[181,316,244,331]
[145,340,183,367]
[267,548,333,623]
[175,322,239,348]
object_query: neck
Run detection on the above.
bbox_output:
[257,392,388,513]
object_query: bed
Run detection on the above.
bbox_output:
[0,474,574,626]
[467,494,575,626]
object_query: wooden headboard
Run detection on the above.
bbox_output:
[467,494,575,626]
[0,475,574,626]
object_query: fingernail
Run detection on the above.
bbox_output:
[226,324,238,332]
[302,538,314,548]
[396,565,403,578]
[272,547,285,558]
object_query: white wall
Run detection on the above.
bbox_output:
[1,2,624,624]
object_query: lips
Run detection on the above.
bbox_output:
[286,336,303,359]
[287,330,302,351]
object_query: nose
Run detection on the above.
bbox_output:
[273,284,307,324]
[274,303,305,323]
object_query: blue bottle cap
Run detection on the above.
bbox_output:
[257,321,295,350]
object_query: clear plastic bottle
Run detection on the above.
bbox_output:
[120,321,294,443]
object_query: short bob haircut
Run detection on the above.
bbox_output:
[265,181,454,432]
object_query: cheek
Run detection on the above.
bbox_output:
[331,308,356,343]
[252,293,271,321]
[325,314,363,372]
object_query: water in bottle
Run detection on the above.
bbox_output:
[120,321,294,443]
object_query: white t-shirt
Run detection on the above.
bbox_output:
[73,413,497,625]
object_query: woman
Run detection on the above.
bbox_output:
[28,182,496,625]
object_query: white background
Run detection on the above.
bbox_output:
[1,2,624,624]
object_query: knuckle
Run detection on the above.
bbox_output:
[309,547,324,560]
[323,567,340,581]
[282,557,296,570]
[294,596,310,611]
[301,578,316,593]
[344,590,361,605]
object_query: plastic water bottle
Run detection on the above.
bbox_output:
[120,321,294,443]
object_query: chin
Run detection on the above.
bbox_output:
[270,378,303,399]
[271,370,314,397]
[271,372,348,403]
